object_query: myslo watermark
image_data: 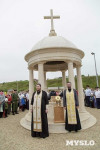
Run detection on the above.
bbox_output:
[66,140,95,146]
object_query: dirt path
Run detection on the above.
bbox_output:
[0,107,100,150]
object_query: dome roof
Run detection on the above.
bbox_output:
[31,36,77,51]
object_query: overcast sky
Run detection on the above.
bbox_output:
[0,0,100,83]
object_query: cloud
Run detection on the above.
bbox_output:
[0,0,100,82]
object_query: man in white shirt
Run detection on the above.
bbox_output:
[85,85,91,107]
[95,87,100,109]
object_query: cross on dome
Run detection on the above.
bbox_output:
[44,9,60,36]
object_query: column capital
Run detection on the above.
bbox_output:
[68,60,73,63]
[76,64,82,68]
[38,61,46,65]
[28,68,34,71]
[28,66,34,70]
[65,60,73,64]
[61,70,66,73]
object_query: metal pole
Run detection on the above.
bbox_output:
[94,53,99,87]
[91,52,99,87]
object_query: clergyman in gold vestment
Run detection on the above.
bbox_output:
[63,82,81,132]
[31,83,49,138]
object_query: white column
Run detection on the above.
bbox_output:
[76,65,86,112]
[68,61,75,89]
[38,63,45,90]
[44,71,47,91]
[62,70,66,89]
[29,69,34,110]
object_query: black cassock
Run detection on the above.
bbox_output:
[63,89,81,132]
[31,90,49,138]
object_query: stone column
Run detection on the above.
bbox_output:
[29,69,34,110]
[62,70,66,89]
[76,65,86,112]
[68,61,75,89]
[44,71,47,91]
[38,62,45,90]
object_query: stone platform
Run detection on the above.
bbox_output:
[20,101,97,133]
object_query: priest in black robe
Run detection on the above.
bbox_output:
[31,83,49,138]
[63,82,81,132]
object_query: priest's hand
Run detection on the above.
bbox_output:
[76,106,79,109]
[64,107,66,110]
[45,109,48,113]
[30,109,33,113]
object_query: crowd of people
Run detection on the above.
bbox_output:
[48,85,100,109]
[0,90,29,118]
[0,85,100,119]
[84,85,100,109]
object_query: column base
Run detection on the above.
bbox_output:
[20,110,97,133]
[20,111,31,130]
[79,110,97,130]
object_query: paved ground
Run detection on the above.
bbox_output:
[0,107,100,150]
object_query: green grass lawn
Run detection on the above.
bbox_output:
[0,76,100,92]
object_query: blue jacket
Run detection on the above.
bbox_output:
[21,98,26,105]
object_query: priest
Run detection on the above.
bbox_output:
[63,82,81,132]
[31,83,49,138]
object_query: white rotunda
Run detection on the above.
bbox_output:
[20,10,96,133]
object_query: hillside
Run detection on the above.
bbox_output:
[0,75,100,92]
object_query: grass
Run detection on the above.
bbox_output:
[0,75,100,92]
